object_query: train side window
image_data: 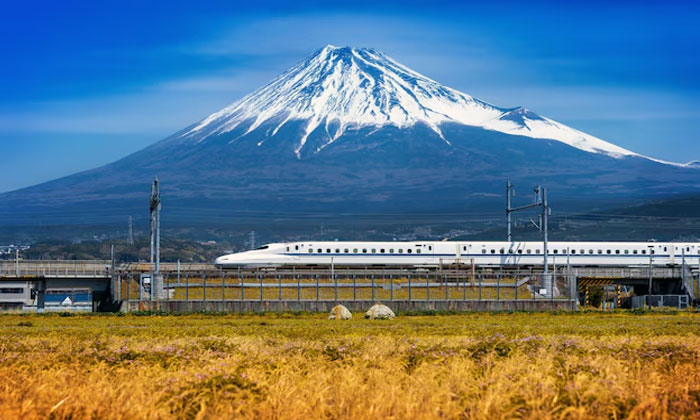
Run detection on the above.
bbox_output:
[463,246,467,251]
[526,249,531,254]
[407,249,412,254]
[508,249,513,254]
[371,248,376,253]
[362,249,367,253]
[353,249,358,253]
[580,249,584,254]
[597,250,602,254]
[482,249,487,254]
[344,249,349,253]
[318,249,322,253]
[517,249,522,254]
[295,245,299,250]
[664,247,668,252]
[624,250,628,254]
[499,249,504,254]
[416,249,421,254]
[687,247,690,252]
[641,249,646,254]
[606,250,611,254]
[335,249,340,253]
[615,250,620,254]
[491,249,495,254]
[651,249,655,254]
[536,249,540,253]
[389,249,394,253]
[428,246,432,251]
[286,247,290,252]
[380,249,385,253]
[399,249,403,253]
[633,250,637,254]
[589,249,593,254]
[571,250,576,254]
[326,249,331,253]
[308,249,313,253]
[553,249,558,254]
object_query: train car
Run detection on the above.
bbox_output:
[214,241,700,268]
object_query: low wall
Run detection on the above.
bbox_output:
[122,299,577,313]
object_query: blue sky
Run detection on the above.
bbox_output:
[1,1,699,192]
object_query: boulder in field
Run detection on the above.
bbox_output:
[329,304,352,320]
[364,303,395,320]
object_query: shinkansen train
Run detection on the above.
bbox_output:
[214,241,700,268]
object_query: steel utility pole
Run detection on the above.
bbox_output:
[149,178,161,274]
[149,178,163,300]
[506,181,514,242]
[506,184,551,295]
[648,245,653,296]
[127,216,134,246]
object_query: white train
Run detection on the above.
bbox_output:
[214,241,700,268]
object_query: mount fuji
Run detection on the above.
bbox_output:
[1,45,699,233]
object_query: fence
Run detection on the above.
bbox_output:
[116,267,577,305]
[631,295,690,309]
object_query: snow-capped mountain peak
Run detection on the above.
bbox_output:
[183,45,647,161]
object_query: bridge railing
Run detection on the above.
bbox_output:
[0,260,112,278]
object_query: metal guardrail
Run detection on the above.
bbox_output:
[0,260,111,278]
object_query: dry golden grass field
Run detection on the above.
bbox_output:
[1,311,699,419]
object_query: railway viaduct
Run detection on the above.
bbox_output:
[0,260,695,312]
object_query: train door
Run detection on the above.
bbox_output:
[669,244,675,265]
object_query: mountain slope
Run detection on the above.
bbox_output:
[1,45,698,233]
[180,45,642,160]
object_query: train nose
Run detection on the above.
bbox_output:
[214,256,228,266]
